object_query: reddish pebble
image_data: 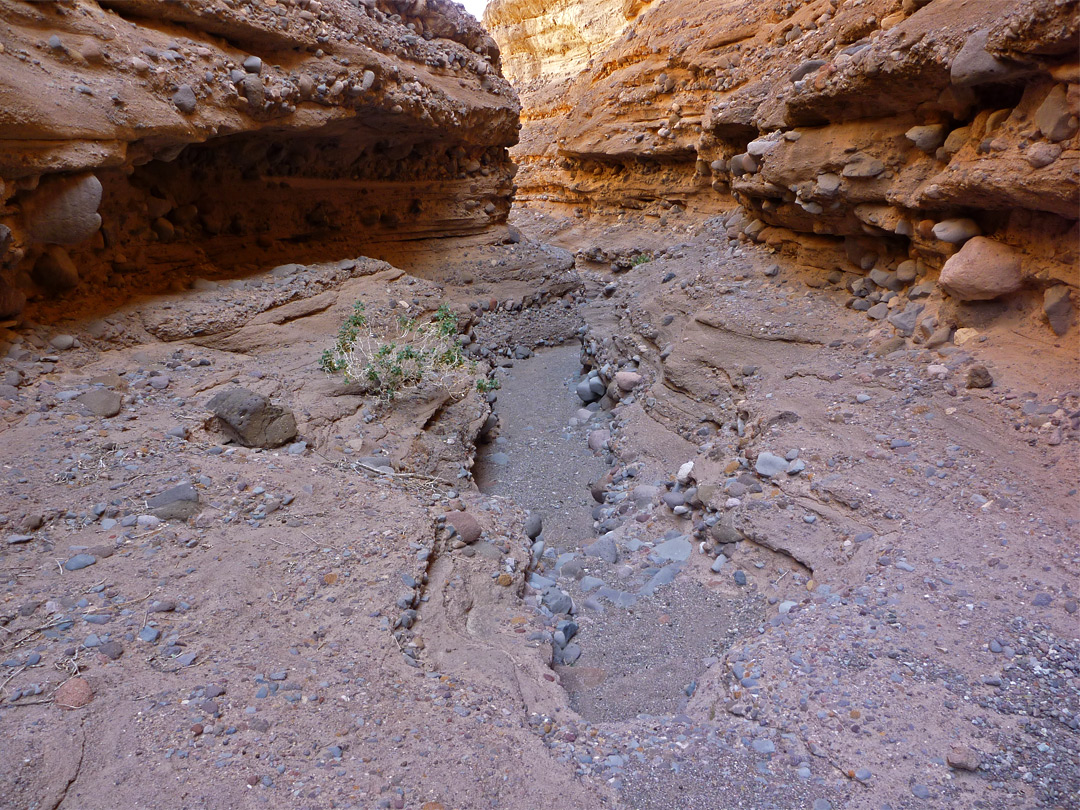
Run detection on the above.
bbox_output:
[55,677,93,709]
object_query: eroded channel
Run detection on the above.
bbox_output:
[473,341,765,729]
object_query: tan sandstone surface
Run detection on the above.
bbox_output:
[489,0,1078,325]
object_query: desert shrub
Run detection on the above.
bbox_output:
[476,376,501,394]
[320,302,475,402]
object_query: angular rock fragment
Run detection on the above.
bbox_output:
[542,586,573,615]
[946,747,981,772]
[583,535,618,564]
[888,303,924,337]
[207,388,298,448]
[966,365,994,389]
[1043,285,1074,335]
[755,452,788,478]
[1034,84,1079,142]
[147,483,202,521]
[172,84,197,114]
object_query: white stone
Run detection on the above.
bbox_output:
[932,218,981,244]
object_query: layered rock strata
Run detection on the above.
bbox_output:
[0,0,519,321]
[490,0,1078,332]
[485,0,654,83]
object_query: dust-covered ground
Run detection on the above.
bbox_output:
[1,214,1078,810]
[496,208,1079,810]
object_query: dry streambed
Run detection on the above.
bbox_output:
[0,224,1077,810]
[470,220,1080,810]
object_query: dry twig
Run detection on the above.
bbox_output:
[352,462,455,488]
[1,618,71,653]
[0,664,26,698]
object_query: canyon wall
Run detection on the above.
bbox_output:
[485,0,654,83]
[0,0,519,322]
[491,0,1078,333]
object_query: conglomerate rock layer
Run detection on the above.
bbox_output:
[488,0,1078,324]
[0,0,519,321]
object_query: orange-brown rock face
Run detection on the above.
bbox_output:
[0,0,519,320]
[492,0,1078,311]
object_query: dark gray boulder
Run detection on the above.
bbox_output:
[207,387,297,448]
[147,483,201,521]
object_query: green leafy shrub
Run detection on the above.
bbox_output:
[320,302,475,402]
[631,252,653,266]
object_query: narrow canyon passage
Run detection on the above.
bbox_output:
[0,1,1077,810]
[456,217,1079,810]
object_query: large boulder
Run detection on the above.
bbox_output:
[22,173,103,246]
[939,237,1023,301]
[207,387,297,448]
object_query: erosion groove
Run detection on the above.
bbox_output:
[0,1,1077,810]
[46,720,86,810]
